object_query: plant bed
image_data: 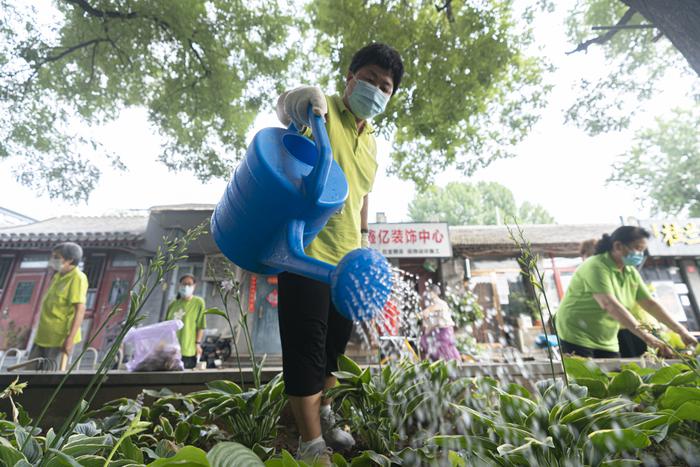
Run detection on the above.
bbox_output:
[1,352,699,466]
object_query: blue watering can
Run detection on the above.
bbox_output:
[211,106,393,321]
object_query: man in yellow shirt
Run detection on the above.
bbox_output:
[275,43,404,464]
[30,242,88,371]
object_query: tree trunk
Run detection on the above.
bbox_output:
[621,0,700,76]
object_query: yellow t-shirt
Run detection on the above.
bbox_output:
[34,267,89,347]
[165,296,207,357]
[305,95,378,265]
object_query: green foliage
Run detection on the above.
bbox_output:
[309,0,550,188]
[608,108,700,216]
[408,182,555,225]
[1,0,550,201]
[444,288,484,329]
[564,0,695,135]
[207,442,263,467]
[0,0,297,202]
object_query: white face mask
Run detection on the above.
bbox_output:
[179,285,195,297]
[49,258,64,271]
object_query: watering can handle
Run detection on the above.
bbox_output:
[301,105,332,202]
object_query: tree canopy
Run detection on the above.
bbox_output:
[608,108,700,217]
[0,0,550,202]
[0,0,296,202]
[407,181,555,225]
[565,0,697,135]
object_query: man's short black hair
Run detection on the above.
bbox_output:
[349,43,404,95]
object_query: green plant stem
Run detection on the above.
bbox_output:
[535,268,568,386]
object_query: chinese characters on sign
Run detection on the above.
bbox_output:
[651,222,700,247]
[367,223,452,258]
[641,219,700,257]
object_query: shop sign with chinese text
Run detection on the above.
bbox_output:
[367,222,452,258]
[640,219,700,256]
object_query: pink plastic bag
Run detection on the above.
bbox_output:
[123,320,185,372]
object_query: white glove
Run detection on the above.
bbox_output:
[361,232,369,248]
[278,86,327,129]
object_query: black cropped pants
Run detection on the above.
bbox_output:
[277,272,354,397]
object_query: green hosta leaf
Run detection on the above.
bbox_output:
[331,452,349,467]
[160,417,174,438]
[45,449,83,467]
[499,393,537,424]
[74,455,107,467]
[119,435,143,464]
[73,421,100,437]
[205,308,228,319]
[15,426,41,464]
[660,386,700,410]
[620,363,656,378]
[430,435,498,452]
[608,370,642,397]
[349,450,392,467]
[264,449,298,467]
[505,383,532,401]
[672,400,700,423]
[174,422,190,444]
[600,460,642,466]
[337,355,363,377]
[563,357,608,383]
[649,364,689,385]
[252,444,274,462]
[588,428,650,456]
[207,441,263,467]
[0,444,26,466]
[358,368,371,385]
[206,381,243,395]
[668,371,699,386]
[574,378,608,399]
[149,445,209,466]
[447,450,467,467]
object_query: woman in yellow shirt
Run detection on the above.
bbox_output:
[31,242,88,370]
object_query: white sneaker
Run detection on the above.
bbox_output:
[320,409,356,451]
[296,437,332,466]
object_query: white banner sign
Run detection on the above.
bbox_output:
[367,222,452,258]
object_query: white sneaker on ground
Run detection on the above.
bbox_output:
[296,437,333,466]
[320,408,356,451]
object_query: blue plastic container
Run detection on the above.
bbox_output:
[212,107,393,321]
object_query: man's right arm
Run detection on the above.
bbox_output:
[592,293,674,357]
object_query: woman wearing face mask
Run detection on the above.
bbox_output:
[555,226,697,358]
[165,274,206,369]
[30,242,89,370]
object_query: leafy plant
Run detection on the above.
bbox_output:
[445,288,484,329]
[508,222,568,386]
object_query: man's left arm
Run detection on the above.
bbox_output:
[361,195,369,248]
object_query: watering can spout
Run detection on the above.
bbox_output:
[262,219,335,284]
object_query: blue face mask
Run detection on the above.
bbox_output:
[622,250,645,267]
[348,78,389,120]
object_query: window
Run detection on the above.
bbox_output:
[83,255,105,311]
[20,253,49,269]
[0,256,13,292]
[12,281,35,304]
[111,253,137,268]
[83,255,105,288]
[108,279,131,306]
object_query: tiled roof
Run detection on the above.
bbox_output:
[449,223,619,257]
[0,215,148,247]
